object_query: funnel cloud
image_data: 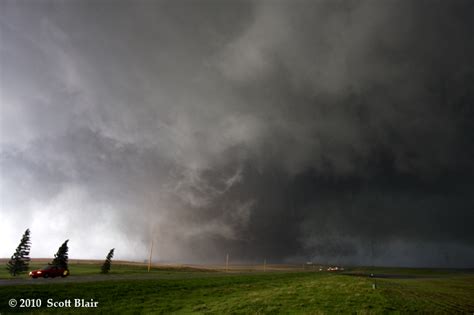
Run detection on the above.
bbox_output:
[1,0,473,267]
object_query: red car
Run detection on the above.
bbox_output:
[29,265,70,278]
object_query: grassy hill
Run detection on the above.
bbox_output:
[0,261,473,313]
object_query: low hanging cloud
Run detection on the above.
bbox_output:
[1,0,473,267]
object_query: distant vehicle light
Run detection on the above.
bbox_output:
[327,266,343,271]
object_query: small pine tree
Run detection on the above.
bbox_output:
[6,229,31,276]
[51,240,69,269]
[101,248,115,274]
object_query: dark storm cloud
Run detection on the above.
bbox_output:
[1,0,473,266]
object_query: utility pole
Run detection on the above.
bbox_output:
[148,239,153,272]
[263,258,266,272]
[225,253,229,272]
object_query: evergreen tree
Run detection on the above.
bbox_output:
[6,229,31,276]
[51,240,69,269]
[101,248,115,274]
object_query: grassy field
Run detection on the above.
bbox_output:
[1,261,473,314]
[0,260,215,280]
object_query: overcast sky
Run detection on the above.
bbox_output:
[1,0,473,267]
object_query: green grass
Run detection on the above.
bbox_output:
[1,264,473,314]
[1,262,133,279]
[0,261,213,280]
[378,276,474,312]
